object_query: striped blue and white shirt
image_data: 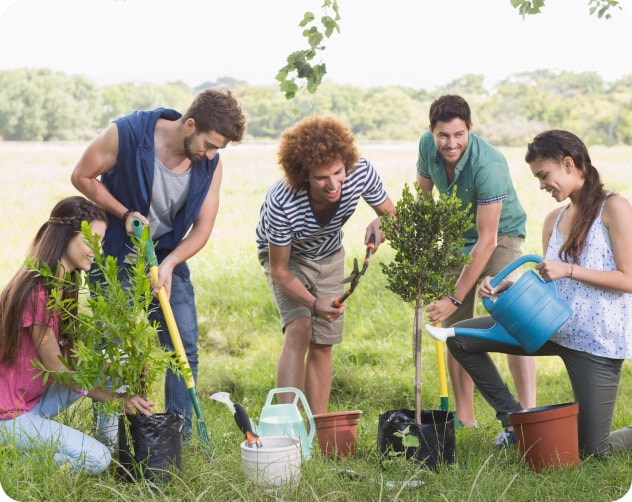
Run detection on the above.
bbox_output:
[256,157,388,260]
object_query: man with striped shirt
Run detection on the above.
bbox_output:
[256,116,395,414]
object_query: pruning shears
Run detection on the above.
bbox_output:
[333,234,376,308]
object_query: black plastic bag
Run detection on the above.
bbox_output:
[118,413,183,483]
[377,409,456,470]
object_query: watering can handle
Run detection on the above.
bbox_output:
[264,387,316,444]
[489,254,542,288]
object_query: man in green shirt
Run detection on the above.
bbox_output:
[416,95,535,435]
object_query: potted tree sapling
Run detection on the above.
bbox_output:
[377,182,472,470]
[33,222,187,482]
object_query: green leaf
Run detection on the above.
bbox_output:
[299,11,315,27]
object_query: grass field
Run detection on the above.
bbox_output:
[0,141,631,501]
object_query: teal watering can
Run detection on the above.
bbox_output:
[256,387,316,459]
[426,254,572,354]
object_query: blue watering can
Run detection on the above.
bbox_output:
[426,254,572,354]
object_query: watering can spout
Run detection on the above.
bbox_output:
[425,325,455,342]
[427,255,572,354]
[425,323,521,347]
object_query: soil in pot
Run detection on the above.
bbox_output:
[117,413,184,483]
[378,409,456,471]
[313,410,362,460]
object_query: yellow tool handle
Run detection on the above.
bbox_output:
[149,265,195,390]
[435,337,449,399]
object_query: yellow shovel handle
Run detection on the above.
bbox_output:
[149,265,195,390]
[435,337,449,399]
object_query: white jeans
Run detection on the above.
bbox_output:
[0,384,111,474]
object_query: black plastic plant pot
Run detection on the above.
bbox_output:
[377,409,456,470]
[117,413,184,483]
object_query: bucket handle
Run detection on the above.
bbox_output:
[264,387,316,444]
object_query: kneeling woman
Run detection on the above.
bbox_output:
[0,196,153,474]
[446,130,632,457]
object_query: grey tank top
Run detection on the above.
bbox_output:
[148,154,191,240]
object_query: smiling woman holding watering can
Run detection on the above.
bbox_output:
[255,116,395,414]
[0,196,153,474]
[444,130,632,457]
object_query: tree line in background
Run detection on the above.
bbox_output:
[1,67,631,146]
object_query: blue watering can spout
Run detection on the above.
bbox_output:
[426,255,572,354]
[426,322,521,347]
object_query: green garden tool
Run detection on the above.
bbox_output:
[132,218,212,454]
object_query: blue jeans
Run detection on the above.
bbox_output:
[0,384,111,474]
[150,273,199,437]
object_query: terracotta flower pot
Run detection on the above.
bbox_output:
[508,402,579,472]
[313,410,362,460]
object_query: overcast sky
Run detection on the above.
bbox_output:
[0,0,631,90]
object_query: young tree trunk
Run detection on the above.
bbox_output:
[413,305,423,424]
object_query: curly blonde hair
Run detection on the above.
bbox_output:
[278,116,359,192]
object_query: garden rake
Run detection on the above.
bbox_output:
[132,219,212,454]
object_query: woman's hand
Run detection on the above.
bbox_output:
[535,259,572,282]
[121,394,155,416]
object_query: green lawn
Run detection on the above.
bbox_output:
[0,141,631,501]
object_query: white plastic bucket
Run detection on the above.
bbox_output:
[240,436,301,489]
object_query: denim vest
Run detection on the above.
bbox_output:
[101,108,219,279]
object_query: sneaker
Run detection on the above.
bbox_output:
[494,428,516,449]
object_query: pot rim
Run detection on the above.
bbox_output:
[313,410,363,419]
[507,401,578,417]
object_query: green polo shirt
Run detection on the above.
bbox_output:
[416,131,526,254]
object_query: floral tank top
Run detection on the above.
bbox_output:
[545,197,632,359]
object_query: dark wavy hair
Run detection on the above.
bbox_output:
[182,88,247,143]
[0,196,107,365]
[525,129,610,263]
[429,95,472,130]
[277,116,359,192]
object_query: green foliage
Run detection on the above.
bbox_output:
[511,0,546,16]
[380,183,473,307]
[2,67,632,144]
[511,0,620,18]
[31,222,184,401]
[276,0,341,100]
[0,68,101,141]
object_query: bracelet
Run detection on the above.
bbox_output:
[312,298,318,317]
[448,295,462,307]
[570,263,574,280]
[77,389,89,397]
[121,209,133,222]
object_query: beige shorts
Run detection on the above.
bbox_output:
[443,236,524,328]
[259,248,345,345]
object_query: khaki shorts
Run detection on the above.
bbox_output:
[259,248,345,345]
[443,236,524,328]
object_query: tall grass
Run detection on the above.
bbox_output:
[0,142,631,501]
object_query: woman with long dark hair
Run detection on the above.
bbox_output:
[0,196,153,474]
[436,130,632,457]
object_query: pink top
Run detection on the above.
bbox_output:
[0,286,60,419]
